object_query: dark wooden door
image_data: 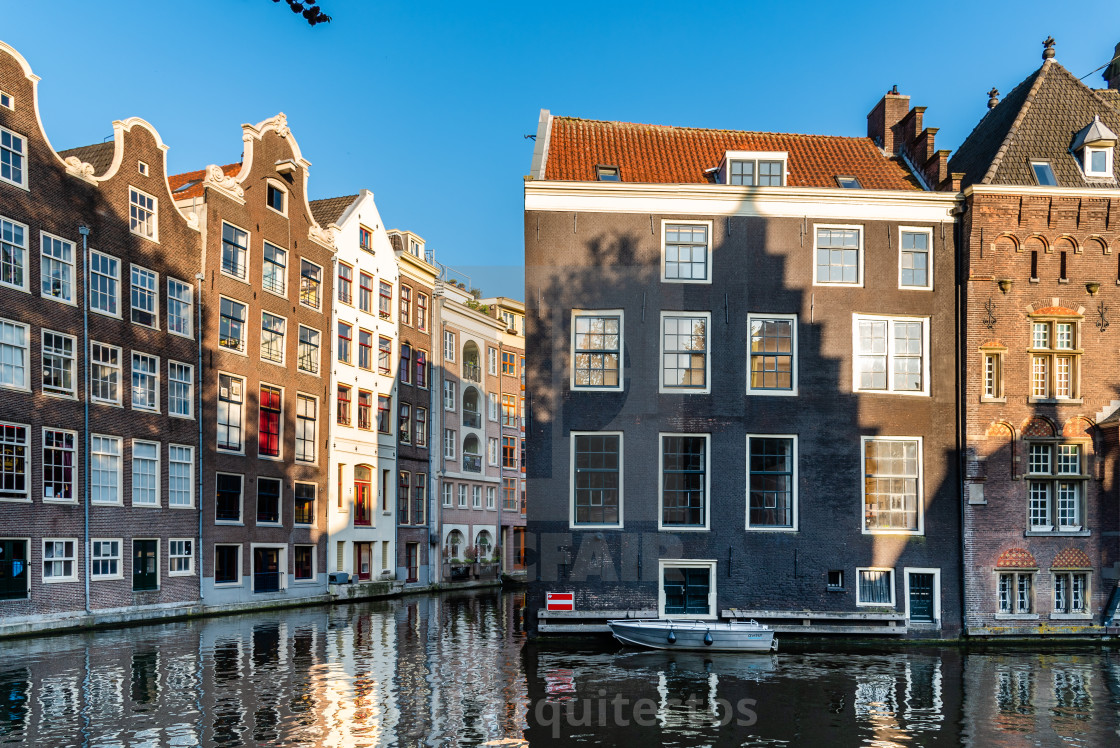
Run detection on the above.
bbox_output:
[909,573,934,622]
[133,540,158,591]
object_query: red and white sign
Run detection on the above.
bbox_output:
[546,592,574,611]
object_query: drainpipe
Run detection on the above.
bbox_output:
[79,225,91,615]
[196,272,205,599]
[498,339,505,574]
[433,298,446,584]
[954,211,966,635]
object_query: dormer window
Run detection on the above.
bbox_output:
[720,151,787,186]
[836,176,862,189]
[1030,161,1057,186]
[1084,147,1112,176]
[1070,115,1117,180]
[596,165,620,181]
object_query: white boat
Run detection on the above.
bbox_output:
[607,618,777,652]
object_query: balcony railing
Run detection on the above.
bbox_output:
[462,409,481,429]
[463,455,482,473]
[253,571,282,593]
[463,362,482,383]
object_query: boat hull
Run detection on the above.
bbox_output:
[608,620,777,652]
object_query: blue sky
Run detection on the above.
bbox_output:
[5,2,1120,299]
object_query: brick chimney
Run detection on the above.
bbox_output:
[867,85,910,154]
[1104,42,1120,90]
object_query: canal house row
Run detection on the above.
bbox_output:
[0,39,529,634]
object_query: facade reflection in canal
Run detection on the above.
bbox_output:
[3,591,1120,746]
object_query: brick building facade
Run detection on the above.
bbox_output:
[0,41,201,629]
[170,114,333,605]
[951,44,1120,634]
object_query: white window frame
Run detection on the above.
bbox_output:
[265,178,288,217]
[90,539,123,580]
[856,567,896,607]
[40,329,76,397]
[1051,571,1091,619]
[660,219,713,284]
[129,187,158,241]
[293,480,316,526]
[444,428,456,460]
[442,482,453,507]
[0,91,11,111]
[168,444,194,508]
[90,434,122,506]
[0,317,29,391]
[40,231,75,304]
[90,341,121,405]
[860,435,924,536]
[293,544,317,583]
[657,432,711,532]
[1025,441,1088,533]
[220,221,250,282]
[458,484,468,508]
[167,277,193,338]
[486,486,496,510]
[0,421,30,502]
[745,433,798,531]
[213,543,242,586]
[169,538,195,576]
[262,241,288,298]
[0,125,28,189]
[813,224,864,287]
[746,313,797,396]
[168,361,194,419]
[217,372,246,453]
[131,352,160,412]
[570,309,625,392]
[129,264,159,329]
[996,570,1037,617]
[488,346,498,376]
[1083,147,1113,177]
[721,150,788,186]
[659,311,711,394]
[657,559,718,620]
[444,331,456,362]
[488,392,499,422]
[898,227,934,291]
[295,393,317,464]
[851,314,930,396]
[131,439,160,508]
[261,311,287,365]
[444,379,457,411]
[903,567,941,625]
[218,295,248,354]
[487,437,499,466]
[89,249,120,317]
[42,538,78,583]
[472,486,481,509]
[41,427,77,503]
[569,430,624,530]
[299,258,323,310]
[0,215,29,293]
[297,325,321,375]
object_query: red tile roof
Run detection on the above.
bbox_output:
[543,116,922,190]
[1051,548,1091,569]
[996,548,1038,569]
[168,163,240,200]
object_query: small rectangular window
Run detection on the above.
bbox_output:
[1031,161,1057,186]
[857,568,894,606]
[827,570,844,590]
[266,183,286,214]
[836,176,861,189]
[662,222,711,282]
[899,229,932,289]
[169,539,194,575]
[129,188,157,240]
[815,226,861,285]
[596,165,620,181]
[0,126,27,188]
[0,92,12,110]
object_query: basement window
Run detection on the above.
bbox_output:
[836,176,862,189]
[827,570,844,590]
[1031,161,1057,186]
[596,165,620,181]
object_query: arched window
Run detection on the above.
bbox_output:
[475,530,493,560]
[462,386,481,428]
[462,341,481,382]
[446,530,464,560]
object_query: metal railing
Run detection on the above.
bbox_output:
[463,455,482,473]
[463,362,482,382]
[462,409,481,429]
[253,571,283,593]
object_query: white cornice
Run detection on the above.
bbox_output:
[965,184,1120,199]
[524,181,960,222]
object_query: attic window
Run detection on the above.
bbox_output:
[596,165,620,181]
[138,161,149,177]
[836,176,862,189]
[0,91,11,110]
[1031,161,1057,186]
[721,151,788,186]
[173,179,199,194]
[1084,148,1112,177]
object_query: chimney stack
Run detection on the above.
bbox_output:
[1104,42,1120,91]
[867,85,911,154]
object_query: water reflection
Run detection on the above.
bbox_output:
[1,592,1119,746]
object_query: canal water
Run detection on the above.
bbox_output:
[2,589,1119,746]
